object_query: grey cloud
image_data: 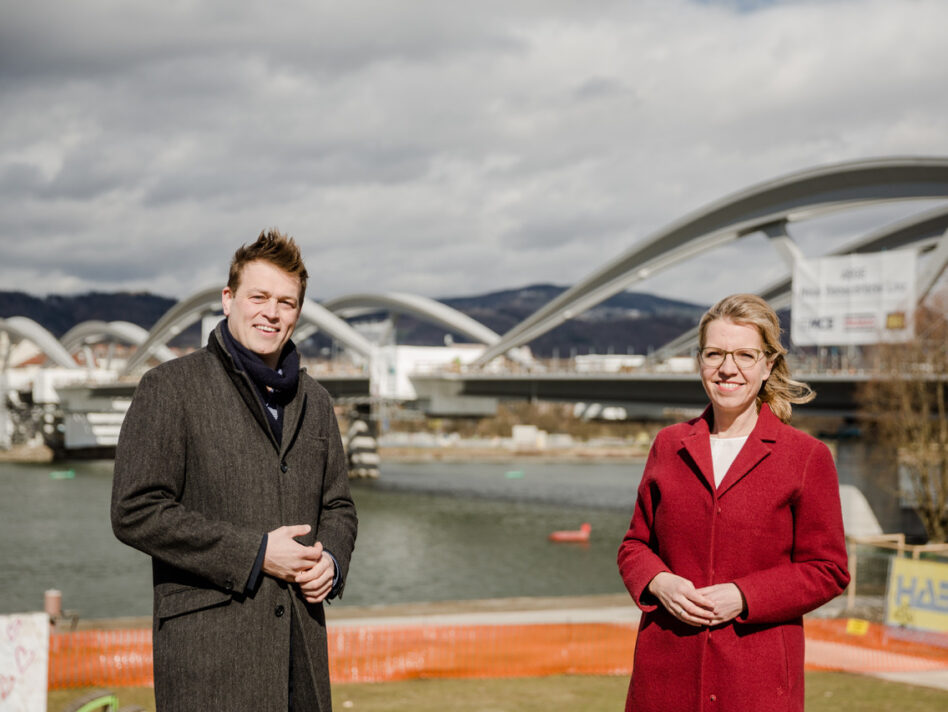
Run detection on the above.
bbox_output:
[0,1,525,83]
[573,77,637,101]
[502,210,634,251]
[0,163,45,197]
[0,239,159,284]
[1,0,948,306]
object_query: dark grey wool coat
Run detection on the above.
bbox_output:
[111,325,358,712]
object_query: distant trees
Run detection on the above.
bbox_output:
[857,294,948,543]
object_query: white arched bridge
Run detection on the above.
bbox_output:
[3,156,948,422]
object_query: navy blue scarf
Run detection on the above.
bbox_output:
[220,319,300,444]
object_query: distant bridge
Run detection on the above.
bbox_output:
[319,369,866,419]
[2,156,947,424]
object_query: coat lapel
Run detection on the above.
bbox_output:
[209,326,281,451]
[716,403,780,497]
[680,403,781,497]
[279,385,307,460]
[680,408,715,492]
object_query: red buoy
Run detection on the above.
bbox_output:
[548,522,591,542]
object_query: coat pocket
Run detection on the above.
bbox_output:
[156,585,232,621]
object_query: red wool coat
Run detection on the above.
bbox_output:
[617,404,850,712]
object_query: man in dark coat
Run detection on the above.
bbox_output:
[112,230,358,712]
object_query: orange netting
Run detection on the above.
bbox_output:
[329,622,637,683]
[49,628,153,689]
[46,618,948,689]
[804,619,948,673]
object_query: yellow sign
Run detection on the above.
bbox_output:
[845,618,870,636]
[886,557,948,633]
[885,311,907,330]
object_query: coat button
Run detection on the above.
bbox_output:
[224,580,234,591]
[275,605,285,617]
[280,462,288,473]
[710,694,717,702]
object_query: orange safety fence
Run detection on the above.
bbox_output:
[49,629,153,689]
[329,622,638,683]
[804,619,948,674]
[47,619,948,690]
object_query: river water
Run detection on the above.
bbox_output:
[0,458,643,619]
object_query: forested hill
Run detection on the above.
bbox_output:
[0,291,176,337]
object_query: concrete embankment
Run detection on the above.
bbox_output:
[0,443,54,462]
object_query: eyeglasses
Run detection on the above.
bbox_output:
[698,347,766,368]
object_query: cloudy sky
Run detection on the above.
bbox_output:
[2,0,947,308]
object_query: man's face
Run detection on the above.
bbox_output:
[221,260,302,369]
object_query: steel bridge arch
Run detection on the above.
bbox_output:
[321,292,537,366]
[322,292,502,346]
[650,204,948,360]
[0,316,78,369]
[121,286,222,374]
[61,320,178,363]
[473,156,948,366]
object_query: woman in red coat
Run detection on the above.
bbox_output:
[617,294,850,712]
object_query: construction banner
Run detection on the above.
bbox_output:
[791,250,915,346]
[886,557,948,633]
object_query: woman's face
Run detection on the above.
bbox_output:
[699,319,773,422]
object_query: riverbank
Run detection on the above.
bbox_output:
[70,591,884,632]
[378,445,648,463]
[71,593,638,631]
[0,442,648,465]
[0,442,53,463]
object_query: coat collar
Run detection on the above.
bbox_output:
[208,323,306,455]
[681,402,780,496]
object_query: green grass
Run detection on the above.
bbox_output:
[47,672,948,712]
[806,672,948,712]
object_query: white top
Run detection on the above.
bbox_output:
[709,435,749,487]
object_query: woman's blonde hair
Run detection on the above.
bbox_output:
[698,293,814,423]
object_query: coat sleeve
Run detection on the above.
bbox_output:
[617,437,672,612]
[110,368,263,593]
[733,440,850,623]
[313,398,358,598]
